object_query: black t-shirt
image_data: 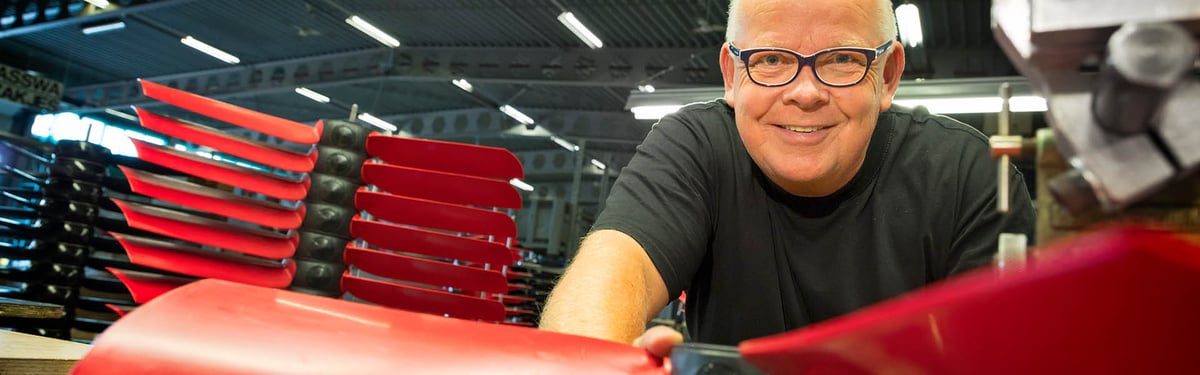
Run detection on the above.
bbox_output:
[592,100,1035,345]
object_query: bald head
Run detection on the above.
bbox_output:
[726,0,898,43]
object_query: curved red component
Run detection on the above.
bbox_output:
[341,272,506,322]
[111,232,296,288]
[104,304,134,318]
[344,246,509,294]
[739,226,1200,375]
[110,199,298,259]
[361,161,522,209]
[119,166,306,229]
[130,139,311,200]
[134,107,318,172]
[355,188,516,239]
[349,216,514,266]
[139,80,323,144]
[365,133,523,180]
[107,267,192,304]
[74,279,663,374]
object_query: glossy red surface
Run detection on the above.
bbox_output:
[140,80,323,144]
[355,188,517,239]
[119,166,306,229]
[361,161,522,209]
[111,232,296,288]
[365,133,524,180]
[344,245,509,294]
[739,226,1200,374]
[107,268,192,304]
[349,216,515,266]
[73,279,663,374]
[341,272,506,322]
[110,199,299,259]
[130,139,311,200]
[134,107,318,172]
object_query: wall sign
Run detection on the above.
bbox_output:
[0,63,63,112]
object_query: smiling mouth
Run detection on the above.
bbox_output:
[779,125,830,133]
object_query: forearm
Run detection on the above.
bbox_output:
[539,230,669,344]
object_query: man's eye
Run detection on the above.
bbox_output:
[764,54,782,65]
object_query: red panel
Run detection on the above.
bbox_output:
[130,139,311,200]
[365,133,523,180]
[110,199,298,259]
[119,166,305,229]
[344,245,509,294]
[349,216,514,266]
[341,272,507,322]
[355,188,517,239]
[111,232,296,288]
[134,107,318,172]
[361,161,522,209]
[139,80,323,144]
[739,226,1200,375]
[107,267,192,304]
[73,279,663,374]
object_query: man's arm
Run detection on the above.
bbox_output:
[539,229,670,345]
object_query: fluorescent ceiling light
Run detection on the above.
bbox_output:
[82,20,125,35]
[895,3,924,48]
[84,0,110,9]
[631,105,682,120]
[173,144,188,151]
[637,84,656,93]
[590,159,606,170]
[345,15,400,48]
[358,112,398,132]
[891,96,1047,114]
[499,105,535,125]
[451,79,474,93]
[181,36,240,64]
[104,108,138,122]
[550,135,580,152]
[294,87,331,103]
[509,178,535,192]
[557,11,603,49]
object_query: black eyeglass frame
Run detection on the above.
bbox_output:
[728,41,893,88]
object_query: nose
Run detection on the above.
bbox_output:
[781,66,829,111]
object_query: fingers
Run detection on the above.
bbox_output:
[631,325,684,358]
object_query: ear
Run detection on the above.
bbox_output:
[719,42,737,105]
[878,41,905,112]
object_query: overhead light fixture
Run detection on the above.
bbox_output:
[637,84,656,93]
[358,112,399,132]
[590,159,606,170]
[891,96,1047,114]
[345,15,400,48]
[509,178,535,192]
[895,3,924,48]
[557,11,603,49]
[451,79,474,93]
[550,135,580,152]
[294,87,331,103]
[499,105,535,125]
[181,35,240,64]
[84,0,110,9]
[82,20,125,35]
[631,105,682,120]
[104,108,138,122]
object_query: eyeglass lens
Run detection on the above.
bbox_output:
[745,50,870,86]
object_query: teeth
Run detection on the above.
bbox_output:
[783,126,823,133]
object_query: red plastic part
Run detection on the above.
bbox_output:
[130,139,311,200]
[109,199,299,259]
[349,216,515,266]
[73,279,663,374]
[118,166,306,229]
[355,188,517,239]
[134,107,318,172]
[739,226,1200,375]
[139,80,323,144]
[365,133,523,180]
[361,161,522,209]
[111,232,296,288]
[341,272,507,322]
[107,267,193,304]
[344,245,509,294]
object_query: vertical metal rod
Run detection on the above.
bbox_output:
[348,103,359,121]
[997,83,1012,214]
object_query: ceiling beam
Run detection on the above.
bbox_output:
[0,0,201,39]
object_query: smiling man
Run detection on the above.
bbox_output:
[540,0,1035,354]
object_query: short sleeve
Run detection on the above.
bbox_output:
[591,106,717,299]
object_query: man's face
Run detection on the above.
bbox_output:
[721,0,903,197]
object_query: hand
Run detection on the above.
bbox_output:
[631,325,684,357]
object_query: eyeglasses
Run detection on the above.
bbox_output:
[728,41,892,87]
